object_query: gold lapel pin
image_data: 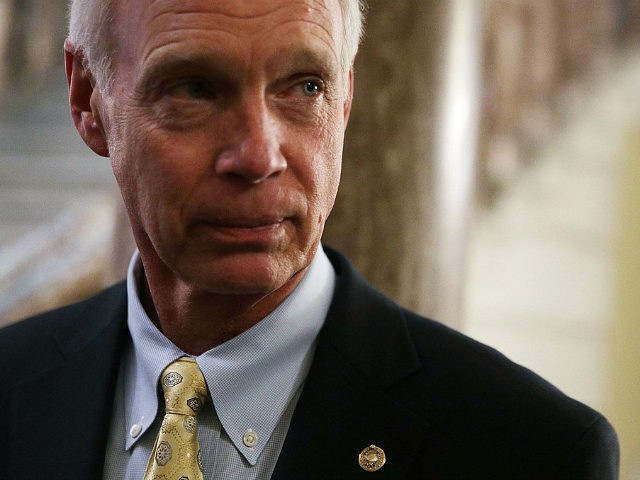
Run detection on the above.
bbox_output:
[359,444,386,472]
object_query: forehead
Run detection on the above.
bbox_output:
[112,0,344,75]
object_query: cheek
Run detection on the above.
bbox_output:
[115,109,202,189]
[109,114,205,234]
[320,151,342,219]
[107,116,148,225]
[319,117,344,197]
[304,124,344,220]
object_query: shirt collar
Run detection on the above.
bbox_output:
[123,247,335,464]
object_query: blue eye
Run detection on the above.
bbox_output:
[301,80,321,97]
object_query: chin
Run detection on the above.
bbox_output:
[182,250,306,296]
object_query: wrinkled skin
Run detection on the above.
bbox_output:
[67,0,353,352]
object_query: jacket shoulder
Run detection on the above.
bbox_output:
[398,308,619,477]
[0,282,127,377]
[401,308,593,418]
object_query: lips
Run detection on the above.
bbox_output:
[192,214,291,247]
[206,216,285,229]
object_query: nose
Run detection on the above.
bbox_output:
[215,99,287,184]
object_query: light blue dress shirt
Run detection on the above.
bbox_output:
[102,247,335,479]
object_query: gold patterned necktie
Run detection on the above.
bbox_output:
[143,357,209,480]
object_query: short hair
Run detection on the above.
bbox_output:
[67,0,114,91]
[68,0,366,92]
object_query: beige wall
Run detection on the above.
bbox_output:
[610,129,640,479]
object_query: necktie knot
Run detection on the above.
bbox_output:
[161,357,208,416]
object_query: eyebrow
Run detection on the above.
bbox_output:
[266,47,339,80]
[141,50,235,79]
[135,51,237,95]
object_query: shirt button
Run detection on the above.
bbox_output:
[129,423,143,438]
[243,429,258,447]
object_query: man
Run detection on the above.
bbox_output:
[0,0,619,478]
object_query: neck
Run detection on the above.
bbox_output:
[138,264,307,356]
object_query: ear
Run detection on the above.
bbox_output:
[343,67,354,129]
[65,40,110,157]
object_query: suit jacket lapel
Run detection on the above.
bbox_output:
[271,344,431,479]
[9,283,128,480]
[272,248,432,479]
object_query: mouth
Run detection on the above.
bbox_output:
[207,216,285,229]
[194,215,289,246]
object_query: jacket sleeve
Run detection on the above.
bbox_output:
[555,416,619,480]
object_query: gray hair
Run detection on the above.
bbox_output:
[67,0,114,90]
[68,0,366,92]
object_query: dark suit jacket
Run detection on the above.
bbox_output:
[0,247,618,479]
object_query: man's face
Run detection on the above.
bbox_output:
[100,0,351,295]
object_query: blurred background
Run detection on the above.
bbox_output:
[0,0,638,477]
